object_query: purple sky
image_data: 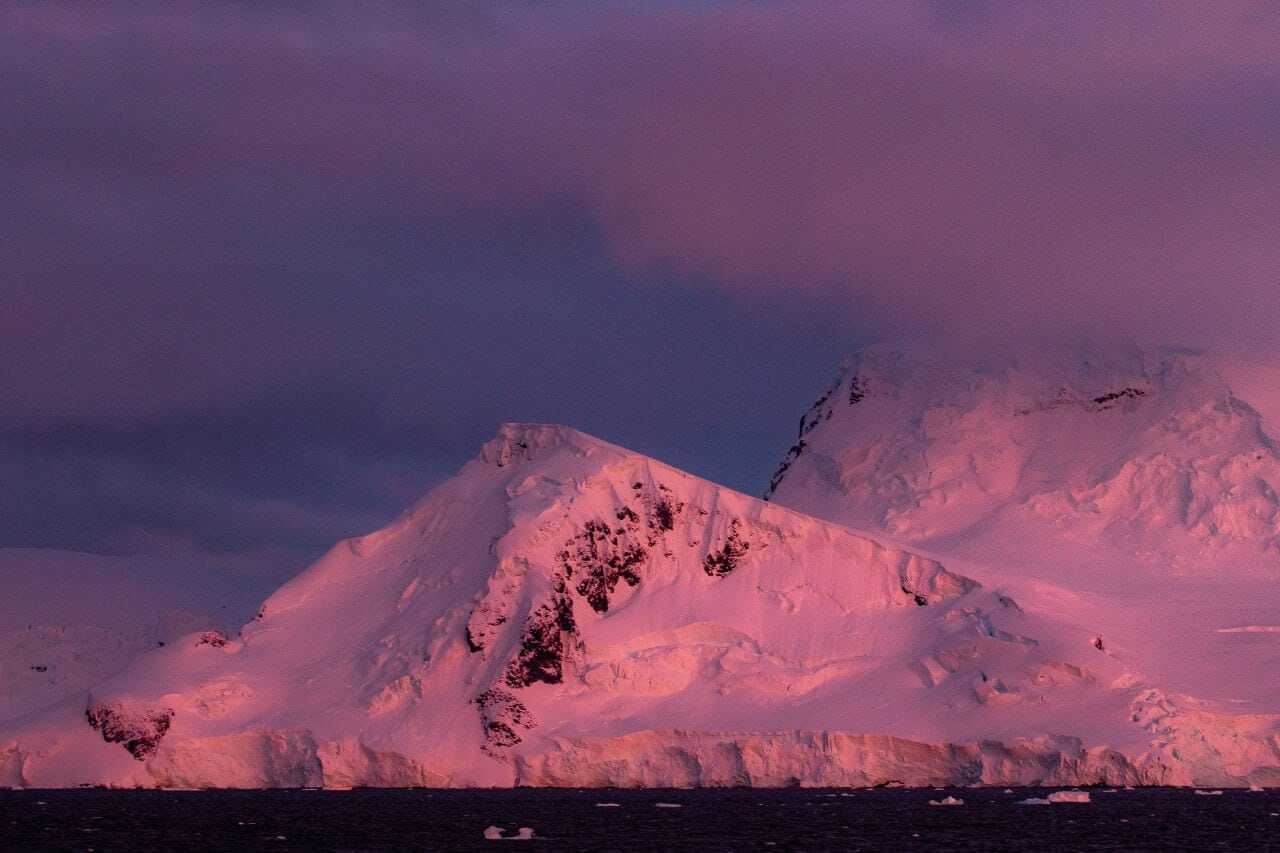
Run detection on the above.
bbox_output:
[3,2,1278,595]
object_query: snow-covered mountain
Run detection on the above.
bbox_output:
[767,345,1280,558]
[3,420,1278,788]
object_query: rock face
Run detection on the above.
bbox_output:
[1,413,1279,788]
[85,700,173,760]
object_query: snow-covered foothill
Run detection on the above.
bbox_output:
[0,549,244,725]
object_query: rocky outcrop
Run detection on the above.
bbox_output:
[476,687,536,753]
[86,699,173,760]
[503,577,578,688]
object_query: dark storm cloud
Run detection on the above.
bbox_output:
[3,2,1278,580]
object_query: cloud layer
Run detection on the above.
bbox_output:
[3,2,1278,585]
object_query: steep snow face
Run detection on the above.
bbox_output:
[3,422,1219,789]
[767,345,1280,564]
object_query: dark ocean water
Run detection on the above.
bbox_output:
[2,787,1278,852]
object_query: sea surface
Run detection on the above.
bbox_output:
[2,787,1278,851]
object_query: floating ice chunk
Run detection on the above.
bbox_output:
[595,802,621,808]
[1194,790,1223,796]
[1047,791,1090,803]
[484,826,535,840]
[655,802,683,808]
[1019,798,1053,805]
[1002,788,1014,794]
[1249,785,1265,792]
[484,827,505,840]
[929,796,964,806]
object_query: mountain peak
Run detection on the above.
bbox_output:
[480,423,619,469]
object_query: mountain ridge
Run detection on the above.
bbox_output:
[4,383,1280,788]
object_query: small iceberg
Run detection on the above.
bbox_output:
[928,796,964,806]
[1047,791,1091,803]
[1019,798,1053,805]
[1249,785,1265,793]
[595,802,621,808]
[654,803,683,809]
[1194,790,1224,796]
[483,826,535,840]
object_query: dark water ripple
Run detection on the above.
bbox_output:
[2,787,1278,852]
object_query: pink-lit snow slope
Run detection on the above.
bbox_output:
[3,406,1278,787]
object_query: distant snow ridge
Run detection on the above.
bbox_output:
[2,414,1279,788]
[766,345,1280,562]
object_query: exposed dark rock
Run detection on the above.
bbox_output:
[562,519,648,613]
[85,700,173,760]
[800,383,838,436]
[1091,388,1147,409]
[195,631,228,648]
[476,687,536,753]
[703,519,750,577]
[504,579,577,688]
[901,583,930,606]
[764,440,806,500]
[848,375,868,404]
[29,665,47,673]
[767,375,845,499]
